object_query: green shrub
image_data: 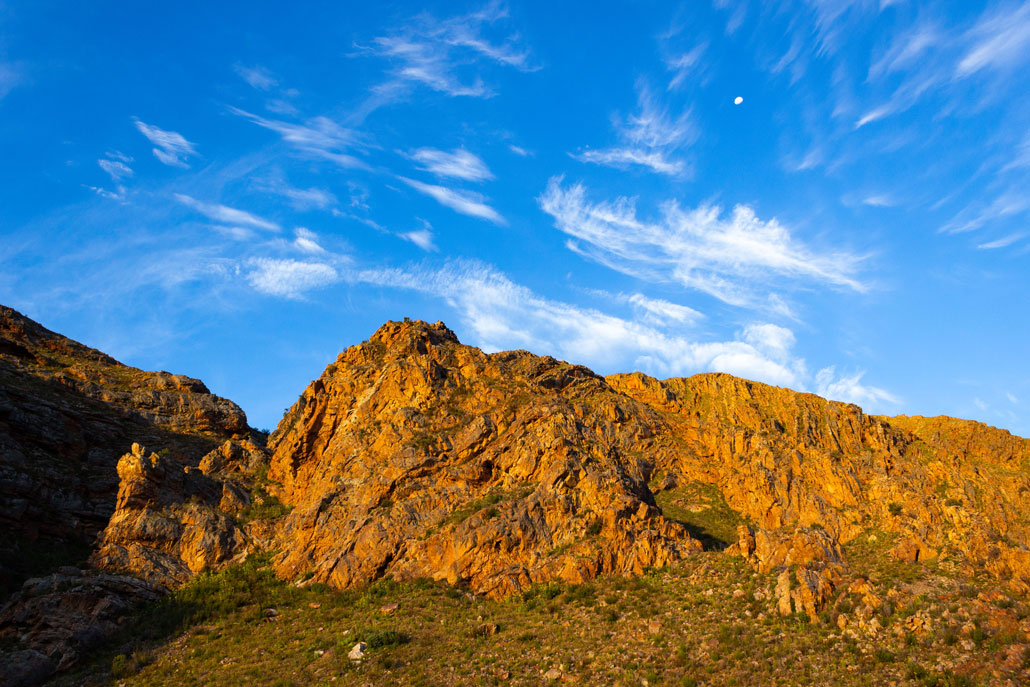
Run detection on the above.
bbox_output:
[888,503,903,516]
[365,630,411,649]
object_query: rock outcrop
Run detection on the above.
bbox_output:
[267,320,703,597]
[0,305,253,596]
[607,371,1030,597]
[258,319,1028,603]
[0,567,164,686]
[89,440,269,588]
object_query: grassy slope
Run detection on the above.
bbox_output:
[53,551,1029,687]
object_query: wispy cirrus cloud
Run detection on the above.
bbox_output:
[573,83,695,176]
[399,176,505,224]
[291,227,325,254]
[133,119,197,168]
[977,233,1024,250]
[956,2,1030,76]
[942,193,1030,234]
[409,147,494,181]
[665,43,707,90]
[246,257,339,298]
[626,293,703,326]
[539,177,866,308]
[254,175,336,211]
[98,158,133,182]
[362,2,535,100]
[401,227,438,252]
[230,107,366,169]
[234,64,277,90]
[174,194,280,231]
[856,3,1030,128]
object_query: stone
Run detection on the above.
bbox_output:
[89,440,267,588]
[544,668,562,680]
[347,642,367,661]
[380,602,400,615]
[0,570,164,684]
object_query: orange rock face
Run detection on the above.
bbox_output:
[90,441,266,588]
[257,319,1030,597]
[78,318,1030,606]
[258,320,1029,600]
[267,320,703,597]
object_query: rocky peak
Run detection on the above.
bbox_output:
[368,318,460,355]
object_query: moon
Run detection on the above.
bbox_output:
[734,96,743,105]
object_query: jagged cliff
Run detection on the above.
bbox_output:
[0,305,252,595]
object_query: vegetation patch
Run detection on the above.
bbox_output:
[654,480,747,549]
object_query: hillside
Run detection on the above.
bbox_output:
[1,314,1028,686]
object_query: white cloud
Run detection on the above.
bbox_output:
[816,367,900,406]
[246,257,338,298]
[956,3,1030,77]
[977,233,1024,250]
[943,193,1030,233]
[1007,392,1019,404]
[85,185,125,201]
[98,159,133,181]
[292,227,325,254]
[401,228,438,252]
[133,119,197,168]
[364,3,535,99]
[539,177,866,307]
[235,64,277,90]
[399,176,505,224]
[256,177,336,211]
[174,194,280,231]
[743,323,797,359]
[627,293,703,325]
[410,147,493,181]
[867,23,943,81]
[230,107,366,169]
[861,194,896,207]
[573,83,695,176]
[973,396,989,412]
[509,144,529,157]
[574,148,685,176]
[665,43,706,90]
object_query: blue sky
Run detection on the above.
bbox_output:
[1,1,1028,436]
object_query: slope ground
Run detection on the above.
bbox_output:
[52,548,1029,687]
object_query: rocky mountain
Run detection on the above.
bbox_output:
[2,312,1029,686]
[0,305,253,596]
[92,318,1028,606]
